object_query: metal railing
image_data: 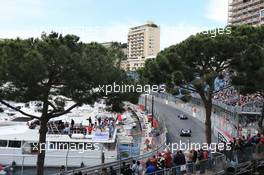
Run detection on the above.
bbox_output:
[54,104,168,175]
[223,144,264,175]
[57,133,166,175]
[153,92,262,114]
[143,145,264,175]
[145,153,226,175]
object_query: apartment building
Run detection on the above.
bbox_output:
[122,22,160,71]
[228,0,264,25]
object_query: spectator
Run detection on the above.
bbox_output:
[173,151,182,175]
[131,160,137,175]
[157,153,165,171]
[186,150,193,174]
[198,149,204,161]
[149,155,157,168]
[71,119,75,128]
[109,166,116,175]
[88,116,92,125]
[145,162,156,174]
[136,161,143,175]
[109,122,114,138]
[179,150,186,165]
[192,149,198,163]
[124,164,133,175]
[59,165,65,175]
[98,117,101,126]
[198,149,205,174]
[94,170,99,175]
[86,124,93,135]
[94,122,98,129]
[101,168,108,175]
[203,150,209,160]
[261,134,264,144]
[163,151,173,168]
[62,125,70,134]
[121,162,127,174]
[173,151,181,166]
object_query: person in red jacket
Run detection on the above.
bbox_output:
[203,150,209,159]
[86,124,93,135]
[163,151,173,168]
[260,134,264,144]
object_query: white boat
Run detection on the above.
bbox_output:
[0,99,120,168]
[0,121,118,167]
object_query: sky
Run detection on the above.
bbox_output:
[0,0,229,49]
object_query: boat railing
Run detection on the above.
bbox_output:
[54,103,168,175]
[55,132,167,175]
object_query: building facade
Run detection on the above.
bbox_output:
[122,22,160,71]
[228,0,264,25]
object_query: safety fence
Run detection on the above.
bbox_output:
[224,144,264,175]
[224,144,264,165]
[149,92,261,140]
[145,153,226,175]
[145,145,264,175]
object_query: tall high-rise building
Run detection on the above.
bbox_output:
[228,0,264,26]
[121,22,160,71]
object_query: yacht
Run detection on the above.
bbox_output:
[0,99,120,168]
[0,114,118,167]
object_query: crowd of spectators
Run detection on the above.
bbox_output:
[213,87,263,107]
[213,72,263,108]
[29,115,116,138]
[116,133,264,175]
[96,148,210,175]
[223,132,264,166]
[143,149,209,175]
[230,133,264,150]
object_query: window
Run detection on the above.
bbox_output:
[30,142,38,154]
[8,140,21,148]
[261,10,264,18]
[0,140,7,147]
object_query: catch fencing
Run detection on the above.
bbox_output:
[145,153,226,175]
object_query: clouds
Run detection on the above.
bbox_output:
[205,0,229,24]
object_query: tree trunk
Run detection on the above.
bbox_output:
[199,92,213,144]
[36,117,48,175]
[204,101,212,144]
[36,96,50,175]
[258,101,264,134]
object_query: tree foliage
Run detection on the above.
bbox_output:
[0,33,132,175]
[141,29,240,143]
[231,25,264,133]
